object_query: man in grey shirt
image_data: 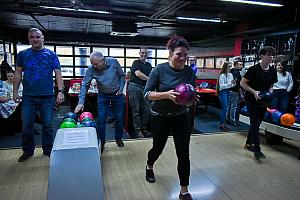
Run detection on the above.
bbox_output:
[74,51,125,153]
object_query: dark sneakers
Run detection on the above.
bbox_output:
[254,152,266,164]
[142,130,153,137]
[116,139,124,147]
[244,144,254,152]
[219,125,230,131]
[179,192,193,200]
[101,144,105,154]
[256,151,266,158]
[18,152,33,162]
[145,166,155,183]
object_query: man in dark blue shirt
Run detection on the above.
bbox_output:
[14,28,64,162]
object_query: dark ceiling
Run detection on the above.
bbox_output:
[0,0,299,46]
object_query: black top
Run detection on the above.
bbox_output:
[230,68,242,92]
[130,59,152,86]
[144,62,196,115]
[244,63,277,95]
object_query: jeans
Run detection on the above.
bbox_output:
[128,83,150,132]
[97,93,125,145]
[219,89,230,125]
[245,93,266,153]
[227,91,240,123]
[271,89,289,113]
[21,95,55,154]
[147,113,191,186]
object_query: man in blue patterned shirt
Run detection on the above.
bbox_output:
[74,51,125,153]
[13,28,64,162]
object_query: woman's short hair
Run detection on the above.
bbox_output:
[166,35,189,51]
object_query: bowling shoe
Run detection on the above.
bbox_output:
[101,144,105,154]
[179,192,193,200]
[116,139,124,147]
[244,144,254,152]
[145,166,155,183]
[18,152,34,162]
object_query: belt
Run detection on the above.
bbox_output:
[99,90,118,95]
[151,108,190,117]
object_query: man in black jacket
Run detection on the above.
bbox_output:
[227,58,243,126]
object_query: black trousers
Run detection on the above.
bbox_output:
[245,93,267,153]
[147,113,191,186]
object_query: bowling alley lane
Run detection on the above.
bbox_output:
[1,132,300,200]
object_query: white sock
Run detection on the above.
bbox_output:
[181,191,188,195]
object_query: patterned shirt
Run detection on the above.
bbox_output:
[17,48,61,96]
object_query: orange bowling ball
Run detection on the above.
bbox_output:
[280,113,296,127]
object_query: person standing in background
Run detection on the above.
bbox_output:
[128,47,152,138]
[227,58,243,126]
[13,28,64,162]
[271,59,293,113]
[240,46,277,163]
[218,62,236,131]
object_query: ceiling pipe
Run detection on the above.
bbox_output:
[150,0,182,19]
[29,14,47,32]
[156,1,191,19]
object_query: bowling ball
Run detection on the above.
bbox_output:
[258,91,273,105]
[81,117,94,123]
[240,105,248,115]
[64,112,78,121]
[268,108,278,114]
[76,123,85,128]
[79,112,94,122]
[174,83,196,106]
[60,121,76,129]
[271,111,283,123]
[280,113,295,126]
[63,117,77,124]
[82,120,97,127]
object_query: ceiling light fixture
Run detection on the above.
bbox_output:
[219,0,283,7]
[110,32,139,37]
[176,17,222,23]
[39,6,110,14]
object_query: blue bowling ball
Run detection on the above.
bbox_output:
[64,112,78,121]
[258,91,273,105]
[82,120,97,127]
[271,111,283,123]
[240,106,248,116]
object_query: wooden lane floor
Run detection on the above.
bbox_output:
[1,132,300,200]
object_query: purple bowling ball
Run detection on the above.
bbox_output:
[174,83,196,106]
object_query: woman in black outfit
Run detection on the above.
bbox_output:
[144,35,195,200]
